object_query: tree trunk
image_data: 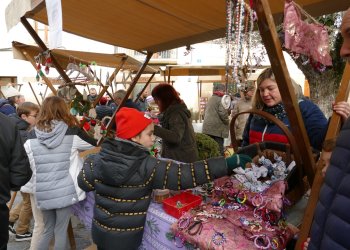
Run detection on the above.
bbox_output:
[294,59,337,117]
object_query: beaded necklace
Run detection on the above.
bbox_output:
[225,0,255,94]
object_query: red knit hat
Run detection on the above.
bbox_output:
[99,96,108,105]
[116,107,152,139]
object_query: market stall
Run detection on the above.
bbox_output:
[12,41,157,102]
[5,0,350,249]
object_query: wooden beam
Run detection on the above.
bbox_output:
[97,51,154,146]
[20,17,72,84]
[167,67,171,83]
[28,81,41,107]
[88,64,123,107]
[134,72,155,102]
[296,63,350,249]
[254,0,315,185]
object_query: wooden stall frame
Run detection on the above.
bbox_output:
[98,51,154,146]
[134,72,156,102]
[28,81,41,107]
[296,63,350,249]
[253,1,350,249]
[254,0,315,186]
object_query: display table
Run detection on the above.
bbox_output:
[140,202,185,250]
[77,196,184,250]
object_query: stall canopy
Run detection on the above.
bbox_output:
[12,41,157,74]
[160,65,268,77]
[6,0,350,53]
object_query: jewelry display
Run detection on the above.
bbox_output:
[212,231,227,246]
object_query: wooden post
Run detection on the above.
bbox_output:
[43,85,49,99]
[253,0,315,185]
[97,51,154,146]
[167,67,171,83]
[134,72,155,102]
[296,63,350,249]
[67,219,76,250]
[21,17,71,85]
[28,82,41,107]
[88,64,123,106]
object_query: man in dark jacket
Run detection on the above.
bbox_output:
[0,113,32,249]
[110,89,140,111]
[307,8,350,250]
[135,89,149,112]
[95,96,113,121]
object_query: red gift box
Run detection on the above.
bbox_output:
[162,192,202,219]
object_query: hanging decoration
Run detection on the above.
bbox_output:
[44,51,52,74]
[225,0,256,96]
[283,0,332,71]
[34,53,44,81]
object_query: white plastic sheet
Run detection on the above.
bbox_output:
[45,0,62,49]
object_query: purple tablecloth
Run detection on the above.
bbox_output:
[140,202,186,250]
[72,193,185,249]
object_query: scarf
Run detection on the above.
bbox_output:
[256,103,287,124]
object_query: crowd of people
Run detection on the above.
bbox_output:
[2,8,350,250]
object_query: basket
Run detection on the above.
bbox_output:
[162,192,202,219]
[230,109,305,204]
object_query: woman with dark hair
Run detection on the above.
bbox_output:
[151,83,198,163]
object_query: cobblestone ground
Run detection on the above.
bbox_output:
[7,192,92,250]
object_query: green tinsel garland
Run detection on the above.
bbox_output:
[71,95,91,115]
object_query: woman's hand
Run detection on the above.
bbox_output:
[332,101,350,123]
[303,237,310,250]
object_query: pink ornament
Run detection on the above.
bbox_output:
[283,1,332,66]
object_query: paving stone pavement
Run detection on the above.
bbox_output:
[7,193,92,250]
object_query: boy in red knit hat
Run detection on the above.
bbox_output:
[78,107,251,250]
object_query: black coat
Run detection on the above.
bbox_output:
[0,113,31,204]
[309,118,350,250]
[78,138,227,250]
[8,114,30,142]
[154,103,198,163]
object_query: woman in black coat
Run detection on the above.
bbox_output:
[152,83,198,163]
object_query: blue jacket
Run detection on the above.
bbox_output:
[110,99,140,112]
[0,98,16,116]
[242,99,328,151]
[308,118,350,250]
